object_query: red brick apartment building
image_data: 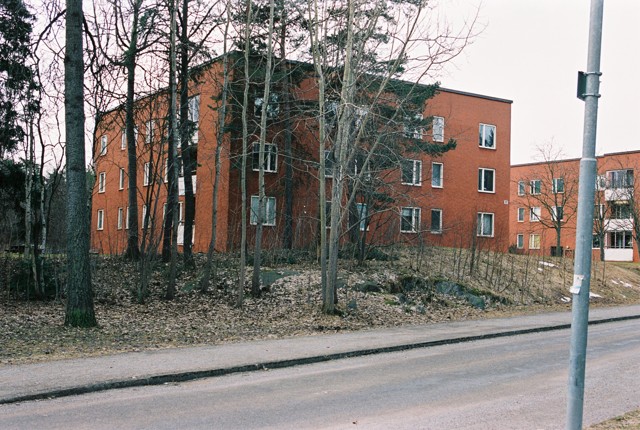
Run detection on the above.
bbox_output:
[510,150,640,262]
[91,56,512,255]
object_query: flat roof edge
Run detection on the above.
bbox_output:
[438,87,513,104]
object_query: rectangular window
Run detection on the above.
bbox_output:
[250,196,276,226]
[478,168,495,193]
[400,207,421,233]
[552,206,564,221]
[592,234,601,249]
[595,175,607,190]
[517,207,525,222]
[608,169,633,189]
[119,168,125,190]
[126,206,130,229]
[516,234,524,249]
[143,162,152,186]
[254,93,280,119]
[325,201,332,228]
[401,159,422,186]
[530,179,541,195]
[552,178,565,194]
[518,181,525,196]
[530,206,541,222]
[145,120,154,144]
[477,212,494,237]
[252,143,278,173]
[188,95,200,145]
[403,113,423,140]
[117,207,123,230]
[594,204,605,219]
[610,202,632,219]
[479,123,496,149]
[141,205,150,229]
[529,234,541,249]
[100,135,107,156]
[97,209,104,230]
[356,203,368,231]
[432,116,444,142]
[431,162,443,188]
[430,209,442,233]
[609,231,633,249]
[121,127,138,149]
[324,150,334,178]
[98,172,106,193]
[164,159,169,183]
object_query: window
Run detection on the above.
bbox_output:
[430,209,442,233]
[145,120,154,144]
[552,206,564,221]
[516,234,524,249]
[530,179,541,195]
[121,127,138,149]
[553,178,565,194]
[477,212,494,237]
[250,196,276,226]
[518,181,525,196]
[98,172,106,193]
[143,162,152,186]
[164,159,169,183]
[592,234,601,249]
[594,204,605,219]
[479,123,496,149]
[432,116,444,142]
[126,207,130,229]
[609,231,632,249]
[517,207,525,222]
[529,234,541,249]
[478,168,495,193]
[324,150,334,178]
[356,203,368,231]
[119,168,125,190]
[252,143,278,173]
[141,205,150,229]
[402,159,422,186]
[608,169,633,189]
[325,201,332,228]
[403,113,423,140]
[400,207,421,233]
[117,207,123,230]
[96,209,104,230]
[254,93,280,119]
[595,175,607,190]
[530,206,541,222]
[187,95,200,144]
[610,202,632,219]
[431,162,443,188]
[100,135,107,156]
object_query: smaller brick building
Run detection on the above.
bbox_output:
[510,150,640,262]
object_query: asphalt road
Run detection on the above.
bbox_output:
[2,319,639,429]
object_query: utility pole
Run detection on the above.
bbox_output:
[566,1,604,429]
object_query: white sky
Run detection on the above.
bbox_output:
[437,0,640,165]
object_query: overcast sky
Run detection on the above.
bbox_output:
[436,0,639,165]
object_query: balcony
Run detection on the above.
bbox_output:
[604,248,633,262]
[178,175,197,196]
[604,187,632,201]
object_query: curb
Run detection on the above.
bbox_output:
[2,313,639,405]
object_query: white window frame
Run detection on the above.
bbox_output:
[143,162,152,186]
[125,206,130,229]
[142,205,149,229]
[403,113,423,140]
[117,207,123,230]
[252,143,278,173]
[530,206,541,222]
[145,120,154,144]
[250,196,276,226]
[517,207,525,222]
[478,168,495,193]
[430,208,442,234]
[187,95,200,145]
[530,179,541,195]
[552,177,565,194]
[432,116,444,142]
[431,162,443,188]
[479,123,496,149]
[401,159,422,186]
[477,212,494,237]
[254,93,280,119]
[121,127,138,149]
[96,209,104,230]
[400,207,421,233]
[516,234,524,249]
[552,206,564,221]
[529,234,541,250]
[98,172,106,193]
[518,181,525,196]
[356,202,368,231]
[119,168,125,190]
[100,135,107,156]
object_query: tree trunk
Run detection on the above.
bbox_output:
[64,0,97,327]
[280,20,294,250]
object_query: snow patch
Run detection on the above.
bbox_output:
[561,296,571,303]
[589,292,602,298]
[539,261,556,268]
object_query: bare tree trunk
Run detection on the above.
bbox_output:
[280,19,294,250]
[64,0,97,327]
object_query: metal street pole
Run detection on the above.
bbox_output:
[566,1,604,429]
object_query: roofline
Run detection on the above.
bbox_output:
[438,87,513,104]
[512,149,640,168]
